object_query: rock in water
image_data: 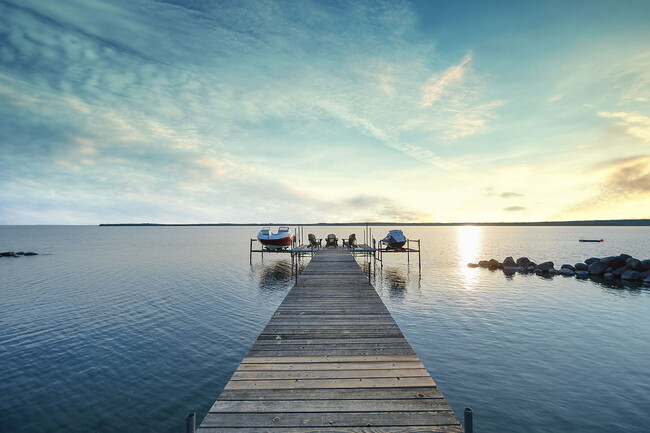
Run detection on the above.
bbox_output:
[575,270,590,278]
[516,257,530,266]
[503,256,516,267]
[467,263,479,268]
[561,264,576,271]
[559,268,575,276]
[588,261,608,275]
[503,266,517,276]
[639,260,650,272]
[585,257,600,265]
[621,270,642,281]
[626,258,641,270]
[536,261,554,272]
[478,260,489,268]
[600,255,627,269]
[575,263,588,271]
[488,259,499,270]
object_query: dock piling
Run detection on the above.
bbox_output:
[295,260,298,285]
[464,407,473,433]
[186,412,196,433]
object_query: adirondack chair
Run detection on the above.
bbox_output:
[308,233,320,248]
[326,234,338,247]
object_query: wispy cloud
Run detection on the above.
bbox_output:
[420,53,473,108]
[500,192,524,198]
[558,155,650,218]
[504,206,526,212]
[598,111,650,142]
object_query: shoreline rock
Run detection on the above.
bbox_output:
[468,253,650,287]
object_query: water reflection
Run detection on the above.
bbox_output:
[256,259,292,291]
[383,266,407,300]
[457,226,481,289]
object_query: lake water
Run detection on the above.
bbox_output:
[1,225,649,432]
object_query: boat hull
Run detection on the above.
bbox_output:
[258,236,292,250]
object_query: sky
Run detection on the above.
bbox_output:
[0,0,649,224]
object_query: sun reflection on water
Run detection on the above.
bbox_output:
[457,225,482,289]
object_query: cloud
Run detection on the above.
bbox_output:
[547,94,563,103]
[504,206,526,212]
[599,111,650,142]
[420,53,473,108]
[558,155,650,217]
[500,192,524,198]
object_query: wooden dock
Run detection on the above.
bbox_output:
[198,248,463,432]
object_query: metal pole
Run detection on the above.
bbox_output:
[418,239,421,273]
[368,259,371,284]
[373,238,376,265]
[464,407,473,433]
[407,239,410,264]
[249,239,253,265]
[295,261,299,285]
[186,412,196,433]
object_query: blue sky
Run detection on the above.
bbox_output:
[1,0,649,224]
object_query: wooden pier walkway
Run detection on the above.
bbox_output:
[198,249,463,432]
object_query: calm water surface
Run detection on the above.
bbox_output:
[1,225,649,432]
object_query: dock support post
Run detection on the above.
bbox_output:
[368,259,371,284]
[418,239,421,273]
[295,261,299,285]
[464,407,473,433]
[249,239,253,265]
[186,412,196,433]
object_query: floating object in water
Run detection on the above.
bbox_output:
[382,229,406,249]
[257,226,292,250]
[579,239,604,243]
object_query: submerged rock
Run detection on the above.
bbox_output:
[575,270,590,278]
[478,260,489,268]
[585,257,600,265]
[575,263,588,271]
[561,264,576,271]
[467,263,479,268]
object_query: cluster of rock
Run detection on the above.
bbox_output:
[1,251,38,257]
[468,254,650,284]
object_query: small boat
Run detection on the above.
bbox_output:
[382,229,406,249]
[257,226,292,250]
[579,239,604,243]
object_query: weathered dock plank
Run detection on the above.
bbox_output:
[197,249,462,432]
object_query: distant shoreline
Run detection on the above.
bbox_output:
[99,219,650,227]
